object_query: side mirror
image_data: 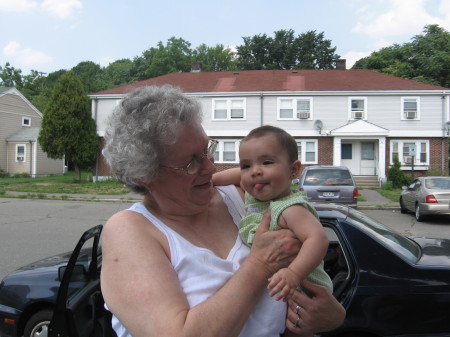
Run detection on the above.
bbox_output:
[58,264,87,282]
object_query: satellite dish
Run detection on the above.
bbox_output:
[314,120,323,131]
[445,121,450,127]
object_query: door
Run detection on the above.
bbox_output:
[341,143,359,174]
[361,142,376,175]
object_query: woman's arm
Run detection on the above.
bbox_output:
[101,210,299,337]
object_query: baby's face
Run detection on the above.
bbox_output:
[239,134,295,201]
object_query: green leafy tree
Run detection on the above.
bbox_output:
[387,157,412,188]
[38,71,99,182]
[71,61,104,93]
[353,24,450,87]
[191,44,237,72]
[0,62,23,87]
[102,59,134,87]
[236,29,339,70]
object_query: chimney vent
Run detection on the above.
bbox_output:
[191,62,202,72]
[335,59,346,70]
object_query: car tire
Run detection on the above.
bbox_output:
[399,197,407,214]
[415,204,425,222]
[23,309,53,337]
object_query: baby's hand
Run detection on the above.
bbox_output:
[267,268,301,301]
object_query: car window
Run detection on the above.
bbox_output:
[304,169,353,186]
[347,209,421,263]
[425,178,450,189]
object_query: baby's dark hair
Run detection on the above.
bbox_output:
[241,125,298,162]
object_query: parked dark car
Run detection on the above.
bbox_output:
[299,166,358,207]
[400,176,450,222]
[1,205,450,337]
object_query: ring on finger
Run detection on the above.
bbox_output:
[295,305,302,314]
[294,315,300,328]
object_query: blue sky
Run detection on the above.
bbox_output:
[1,0,449,75]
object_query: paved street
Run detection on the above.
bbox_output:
[0,197,449,280]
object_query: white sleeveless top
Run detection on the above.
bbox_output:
[110,185,286,337]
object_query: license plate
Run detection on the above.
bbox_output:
[322,192,335,197]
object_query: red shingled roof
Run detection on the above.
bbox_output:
[91,69,448,95]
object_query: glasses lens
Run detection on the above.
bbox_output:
[186,139,218,175]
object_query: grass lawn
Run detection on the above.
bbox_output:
[376,188,403,202]
[0,171,129,195]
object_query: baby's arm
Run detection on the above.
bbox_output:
[212,167,242,187]
[268,204,329,301]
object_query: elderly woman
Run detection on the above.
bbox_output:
[100,85,345,337]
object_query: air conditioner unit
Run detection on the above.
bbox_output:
[297,112,310,119]
[17,157,24,162]
[405,111,417,119]
[353,111,363,119]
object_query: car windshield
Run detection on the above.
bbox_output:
[304,169,353,186]
[425,177,450,189]
[347,209,421,263]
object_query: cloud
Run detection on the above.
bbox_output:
[41,0,82,19]
[3,41,53,70]
[352,0,446,39]
[0,0,38,12]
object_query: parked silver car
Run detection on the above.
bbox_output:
[298,166,358,207]
[400,176,450,221]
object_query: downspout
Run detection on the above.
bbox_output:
[93,98,99,182]
[442,92,446,175]
[29,140,33,177]
[260,93,264,126]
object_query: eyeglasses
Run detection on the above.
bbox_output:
[161,139,218,175]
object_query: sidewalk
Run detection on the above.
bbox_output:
[3,189,399,209]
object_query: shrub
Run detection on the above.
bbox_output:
[387,158,412,188]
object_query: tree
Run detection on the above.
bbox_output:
[71,61,104,93]
[236,29,340,70]
[353,25,450,87]
[38,71,99,182]
[0,62,23,87]
[101,59,134,87]
[191,44,237,72]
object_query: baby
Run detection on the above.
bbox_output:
[213,125,332,301]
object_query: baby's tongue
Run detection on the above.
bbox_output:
[255,183,264,190]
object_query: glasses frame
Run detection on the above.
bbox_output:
[161,139,218,175]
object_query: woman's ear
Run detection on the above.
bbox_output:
[290,160,301,179]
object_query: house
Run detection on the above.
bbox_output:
[89,63,450,185]
[0,87,64,177]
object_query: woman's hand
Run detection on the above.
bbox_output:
[249,211,301,275]
[284,280,346,336]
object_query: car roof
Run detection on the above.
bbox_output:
[304,165,350,171]
[313,203,349,220]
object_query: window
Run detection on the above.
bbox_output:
[212,99,246,120]
[278,97,313,120]
[16,144,26,162]
[297,140,318,164]
[390,140,429,166]
[22,117,31,127]
[349,97,367,120]
[341,144,352,159]
[213,140,240,163]
[401,97,420,120]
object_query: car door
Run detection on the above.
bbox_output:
[48,225,117,337]
[404,180,421,210]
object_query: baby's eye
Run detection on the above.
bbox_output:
[263,160,274,165]
[240,163,250,170]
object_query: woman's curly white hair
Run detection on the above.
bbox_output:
[102,85,202,194]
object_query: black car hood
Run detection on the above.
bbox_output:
[412,237,450,266]
[3,251,71,283]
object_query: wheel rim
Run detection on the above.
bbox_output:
[30,320,49,337]
[415,205,420,219]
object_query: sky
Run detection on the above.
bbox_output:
[1,0,450,76]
